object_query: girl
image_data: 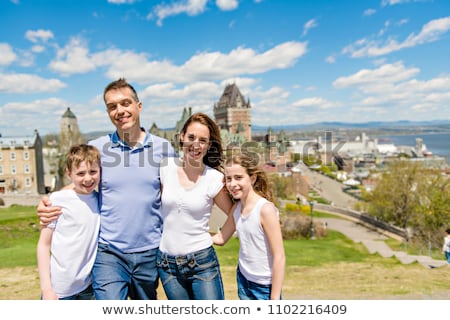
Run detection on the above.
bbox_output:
[213,153,285,300]
[157,112,233,300]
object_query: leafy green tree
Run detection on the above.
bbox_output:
[367,160,449,246]
[411,172,450,247]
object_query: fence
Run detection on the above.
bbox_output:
[314,203,407,240]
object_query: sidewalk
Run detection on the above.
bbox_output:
[321,217,448,269]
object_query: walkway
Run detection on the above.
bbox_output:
[321,217,448,269]
[293,162,448,268]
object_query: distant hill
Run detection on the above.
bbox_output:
[251,120,450,134]
[80,120,450,140]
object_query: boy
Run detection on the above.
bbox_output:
[37,144,101,299]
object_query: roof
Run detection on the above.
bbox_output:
[0,131,38,148]
[62,107,77,119]
[216,83,249,108]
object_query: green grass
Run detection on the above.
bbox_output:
[1,205,449,300]
[0,205,430,269]
[385,237,444,260]
[0,205,40,268]
[215,230,390,267]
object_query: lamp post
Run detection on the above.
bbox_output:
[309,200,315,240]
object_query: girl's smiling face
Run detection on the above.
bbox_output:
[225,163,254,200]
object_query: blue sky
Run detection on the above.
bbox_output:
[1,0,450,137]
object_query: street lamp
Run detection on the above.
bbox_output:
[309,200,315,240]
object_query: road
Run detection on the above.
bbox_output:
[297,162,358,208]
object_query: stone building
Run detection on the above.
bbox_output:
[213,83,251,142]
[0,130,46,195]
[59,107,84,155]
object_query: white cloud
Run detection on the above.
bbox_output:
[342,16,450,58]
[0,43,16,66]
[292,97,336,109]
[302,19,318,37]
[107,0,136,4]
[216,0,238,11]
[325,55,336,64]
[0,73,66,93]
[333,61,419,90]
[363,8,376,16]
[381,0,422,6]
[48,37,99,75]
[148,0,208,26]
[25,29,54,43]
[103,41,307,84]
[332,61,450,120]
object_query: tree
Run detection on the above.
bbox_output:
[367,159,449,247]
[412,172,450,247]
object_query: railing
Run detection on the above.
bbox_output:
[314,203,407,240]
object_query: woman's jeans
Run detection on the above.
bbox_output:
[236,267,274,300]
[157,246,224,300]
[92,243,159,300]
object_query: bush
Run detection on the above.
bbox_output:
[0,198,4,206]
[281,213,327,240]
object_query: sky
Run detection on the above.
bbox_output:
[1,0,450,138]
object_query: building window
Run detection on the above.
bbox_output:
[24,164,30,174]
[11,165,16,174]
[25,177,32,187]
[0,152,2,161]
[24,151,30,160]
[0,165,3,175]
[10,152,16,161]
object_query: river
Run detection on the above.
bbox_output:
[378,132,450,164]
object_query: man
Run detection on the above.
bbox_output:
[38,78,175,299]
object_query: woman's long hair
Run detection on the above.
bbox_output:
[179,112,224,171]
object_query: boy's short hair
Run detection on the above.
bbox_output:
[66,144,101,172]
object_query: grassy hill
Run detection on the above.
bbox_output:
[0,205,449,300]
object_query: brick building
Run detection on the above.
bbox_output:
[0,130,46,195]
[213,83,251,142]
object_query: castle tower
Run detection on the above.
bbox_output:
[213,83,251,142]
[60,107,83,155]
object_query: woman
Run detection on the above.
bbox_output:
[157,112,233,300]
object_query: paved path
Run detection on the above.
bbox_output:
[294,162,448,268]
[320,218,448,268]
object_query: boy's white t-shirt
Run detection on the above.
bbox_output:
[48,189,100,298]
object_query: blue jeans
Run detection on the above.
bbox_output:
[59,285,95,300]
[156,246,224,300]
[236,267,277,300]
[446,251,450,263]
[92,243,159,300]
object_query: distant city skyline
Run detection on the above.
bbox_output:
[1,0,450,137]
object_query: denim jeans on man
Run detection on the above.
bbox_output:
[236,267,278,300]
[92,243,159,300]
[156,246,224,300]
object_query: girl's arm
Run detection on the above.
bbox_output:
[212,203,237,246]
[260,202,285,300]
[37,228,58,300]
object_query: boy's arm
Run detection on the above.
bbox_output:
[37,228,58,299]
